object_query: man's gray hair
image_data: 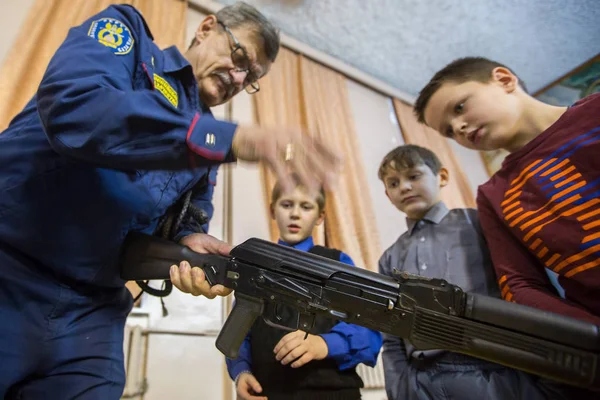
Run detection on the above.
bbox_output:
[216,2,280,62]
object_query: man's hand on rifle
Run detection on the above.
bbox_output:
[273,330,329,368]
[169,233,233,299]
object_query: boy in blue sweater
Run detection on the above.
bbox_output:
[226,176,382,400]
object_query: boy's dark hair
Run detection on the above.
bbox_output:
[414,57,528,123]
[271,174,326,212]
[378,145,442,181]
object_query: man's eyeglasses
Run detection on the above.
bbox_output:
[218,21,260,94]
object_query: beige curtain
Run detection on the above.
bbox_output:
[0,0,187,131]
[393,98,476,209]
[254,49,381,271]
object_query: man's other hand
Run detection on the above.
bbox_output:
[232,125,343,195]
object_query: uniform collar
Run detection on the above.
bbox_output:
[278,236,315,252]
[162,46,192,73]
[406,201,448,235]
[158,46,212,114]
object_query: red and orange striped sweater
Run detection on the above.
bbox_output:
[478,93,600,325]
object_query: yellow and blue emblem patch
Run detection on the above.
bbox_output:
[88,18,134,55]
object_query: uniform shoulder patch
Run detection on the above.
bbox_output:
[154,74,179,108]
[88,18,134,55]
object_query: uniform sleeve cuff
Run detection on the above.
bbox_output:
[174,227,206,244]
[186,112,237,163]
[229,361,253,382]
[320,332,349,362]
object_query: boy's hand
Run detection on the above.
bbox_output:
[236,373,267,400]
[273,330,329,368]
[170,233,233,299]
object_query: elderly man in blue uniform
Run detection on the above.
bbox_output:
[0,2,340,399]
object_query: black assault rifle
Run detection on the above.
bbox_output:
[119,232,600,389]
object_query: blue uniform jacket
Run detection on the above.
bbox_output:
[226,237,383,381]
[0,5,237,288]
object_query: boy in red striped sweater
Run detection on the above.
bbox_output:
[414,57,600,399]
[414,57,600,326]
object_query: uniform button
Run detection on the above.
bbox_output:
[419,237,425,242]
[421,263,427,271]
[205,133,216,146]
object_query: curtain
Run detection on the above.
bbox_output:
[0,0,187,131]
[393,98,476,209]
[254,48,382,271]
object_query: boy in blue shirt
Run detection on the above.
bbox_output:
[226,176,382,400]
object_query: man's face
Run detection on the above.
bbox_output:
[423,72,522,152]
[186,17,272,107]
[383,163,447,220]
[271,187,324,245]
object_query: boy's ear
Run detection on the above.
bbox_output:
[384,188,391,201]
[269,203,276,220]
[491,67,518,93]
[438,167,449,188]
[315,210,325,226]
